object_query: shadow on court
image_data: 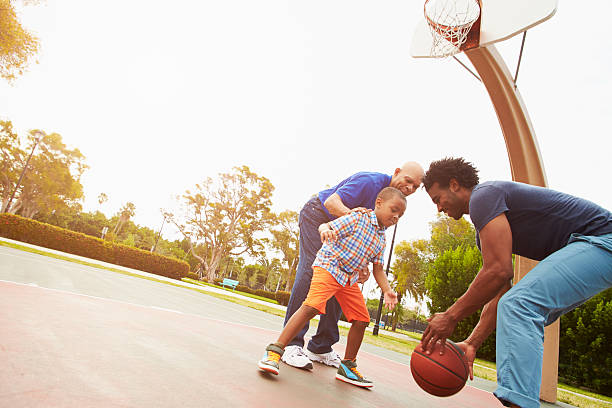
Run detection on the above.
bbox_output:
[0,280,536,408]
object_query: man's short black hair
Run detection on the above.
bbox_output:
[423,157,479,191]
[377,186,406,203]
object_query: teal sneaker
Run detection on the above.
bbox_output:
[258,343,284,375]
[335,359,373,388]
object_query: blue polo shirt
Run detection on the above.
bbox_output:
[318,172,392,221]
[470,181,612,261]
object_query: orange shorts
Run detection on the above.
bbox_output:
[303,266,370,323]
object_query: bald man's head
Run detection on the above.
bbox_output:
[389,161,424,196]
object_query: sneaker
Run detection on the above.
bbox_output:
[335,359,373,388]
[281,345,313,370]
[304,348,342,368]
[258,344,284,375]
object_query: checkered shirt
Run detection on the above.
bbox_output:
[313,211,386,287]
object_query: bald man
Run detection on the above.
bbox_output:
[281,162,424,369]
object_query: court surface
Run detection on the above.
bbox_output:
[0,244,575,408]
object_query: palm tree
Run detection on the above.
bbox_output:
[112,202,135,236]
[389,239,429,330]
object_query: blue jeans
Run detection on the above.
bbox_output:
[494,233,612,408]
[283,196,343,353]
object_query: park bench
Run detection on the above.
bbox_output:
[221,278,239,290]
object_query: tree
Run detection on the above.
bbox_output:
[267,210,299,291]
[428,213,476,255]
[112,202,136,236]
[0,120,24,211]
[391,239,429,309]
[4,130,88,218]
[425,245,496,359]
[168,166,274,282]
[0,0,40,82]
[98,193,108,206]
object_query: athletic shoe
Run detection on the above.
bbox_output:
[258,343,284,375]
[304,348,342,368]
[281,345,313,370]
[335,359,373,388]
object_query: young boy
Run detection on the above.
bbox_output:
[258,187,405,388]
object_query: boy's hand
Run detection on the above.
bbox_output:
[383,290,398,309]
[320,228,337,244]
[357,266,370,283]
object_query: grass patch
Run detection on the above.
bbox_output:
[394,328,423,341]
[3,239,611,407]
[182,278,279,305]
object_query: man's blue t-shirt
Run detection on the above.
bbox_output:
[318,172,392,220]
[470,181,612,261]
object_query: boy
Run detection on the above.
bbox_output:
[257,187,405,388]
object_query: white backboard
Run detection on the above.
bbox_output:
[411,0,558,58]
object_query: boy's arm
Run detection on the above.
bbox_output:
[324,212,359,241]
[319,222,337,244]
[371,264,398,309]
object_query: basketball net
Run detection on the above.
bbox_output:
[424,0,480,58]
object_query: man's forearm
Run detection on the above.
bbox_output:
[465,282,510,348]
[323,193,351,218]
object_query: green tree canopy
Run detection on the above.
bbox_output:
[391,239,428,305]
[428,213,476,255]
[425,245,496,359]
[0,0,40,82]
[168,166,274,282]
[2,129,88,218]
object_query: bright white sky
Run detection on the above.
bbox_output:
[2,1,611,300]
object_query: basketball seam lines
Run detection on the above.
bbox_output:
[413,350,467,381]
[412,368,463,391]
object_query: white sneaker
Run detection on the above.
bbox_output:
[304,348,342,368]
[281,345,313,369]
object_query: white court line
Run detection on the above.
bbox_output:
[0,278,283,333]
[150,306,185,314]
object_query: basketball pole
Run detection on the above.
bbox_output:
[372,223,398,336]
[465,44,559,403]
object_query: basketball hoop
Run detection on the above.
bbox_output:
[424,0,480,58]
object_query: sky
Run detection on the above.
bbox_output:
[2,1,612,301]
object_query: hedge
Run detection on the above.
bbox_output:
[559,288,612,396]
[0,213,189,280]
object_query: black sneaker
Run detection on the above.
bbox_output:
[258,344,284,375]
[335,359,373,388]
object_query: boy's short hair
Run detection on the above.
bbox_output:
[377,187,406,203]
[423,157,480,191]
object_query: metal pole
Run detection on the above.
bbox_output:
[5,132,44,213]
[151,215,166,252]
[372,223,398,336]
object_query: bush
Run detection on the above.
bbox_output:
[186,272,200,280]
[0,214,189,280]
[236,284,253,294]
[559,288,612,396]
[275,291,290,306]
[426,245,497,360]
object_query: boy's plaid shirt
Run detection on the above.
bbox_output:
[313,211,386,287]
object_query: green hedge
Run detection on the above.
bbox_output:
[0,213,189,280]
[559,288,612,396]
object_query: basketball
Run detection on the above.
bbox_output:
[410,340,468,397]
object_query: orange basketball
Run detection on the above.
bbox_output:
[410,340,468,397]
